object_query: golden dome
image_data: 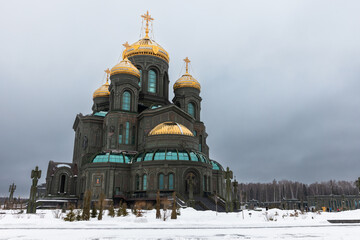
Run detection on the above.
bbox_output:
[93,69,110,99]
[110,58,140,78]
[174,73,201,91]
[122,38,169,63]
[173,57,200,91]
[149,122,194,136]
[122,11,169,63]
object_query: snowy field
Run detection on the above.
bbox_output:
[1,208,360,240]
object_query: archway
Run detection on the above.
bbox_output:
[59,174,66,193]
[184,169,200,197]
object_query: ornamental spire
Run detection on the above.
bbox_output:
[184,57,190,74]
[141,10,154,38]
[122,42,131,60]
[123,41,130,49]
[104,68,110,83]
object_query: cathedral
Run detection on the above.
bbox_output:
[45,12,230,210]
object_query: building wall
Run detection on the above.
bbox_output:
[45,47,227,204]
[72,115,104,167]
[129,55,170,107]
[308,195,360,210]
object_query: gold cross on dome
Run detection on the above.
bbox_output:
[104,68,110,83]
[184,57,191,73]
[141,10,154,38]
[123,41,130,49]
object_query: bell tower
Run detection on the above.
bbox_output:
[104,58,140,151]
[173,57,209,156]
[122,11,170,108]
[173,57,202,121]
[92,68,110,113]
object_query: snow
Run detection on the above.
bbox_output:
[55,164,71,168]
[1,208,360,239]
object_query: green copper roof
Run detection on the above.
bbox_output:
[133,149,211,165]
[93,153,131,163]
[94,111,108,117]
[150,104,162,109]
[210,160,224,171]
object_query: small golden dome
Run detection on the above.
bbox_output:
[174,73,201,91]
[122,11,169,63]
[93,69,110,99]
[93,81,110,99]
[110,58,140,78]
[149,122,194,136]
[173,57,200,91]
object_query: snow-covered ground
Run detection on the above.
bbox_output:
[1,208,360,239]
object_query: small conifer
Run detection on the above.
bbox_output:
[64,204,76,222]
[98,192,105,220]
[108,202,115,217]
[82,190,92,220]
[117,207,122,217]
[91,203,97,218]
[132,205,138,216]
[121,202,128,216]
[117,201,123,217]
[75,210,82,221]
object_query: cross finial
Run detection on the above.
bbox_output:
[123,41,130,49]
[141,10,154,38]
[104,68,110,83]
[184,57,191,74]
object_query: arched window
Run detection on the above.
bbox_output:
[131,126,136,145]
[158,173,164,190]
[135,175,140,191]
[208,176,211,192]
[139,69,142,87]
[119,124,123,144]
[60,174,66,193]
[122,91,131,111]
[203,175,207,192]
[148,70,157,93]
[188,103,195,117]
[199,135,202,152]
[125,122,130,144]
[143,174,147,191]
[169,173,174,190]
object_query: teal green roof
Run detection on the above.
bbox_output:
[93,153,131,163]
[133,149,211,165]
[210,160,224,171]
[94,111,108,117]
[150,104,162,109]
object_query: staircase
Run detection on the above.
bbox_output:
[178,192,228,212]
[168,193,187,208]
[194,196,226,212]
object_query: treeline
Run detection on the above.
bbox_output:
[238,180,359,203]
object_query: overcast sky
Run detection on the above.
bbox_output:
[1,0,360,197]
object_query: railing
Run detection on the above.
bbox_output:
[209,194,226,210]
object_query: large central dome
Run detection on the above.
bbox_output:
[122,38,169,63]
[122,11,169,63]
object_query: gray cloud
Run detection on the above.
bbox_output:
[1,0,360,196]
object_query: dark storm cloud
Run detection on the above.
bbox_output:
[1,0,360,196]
